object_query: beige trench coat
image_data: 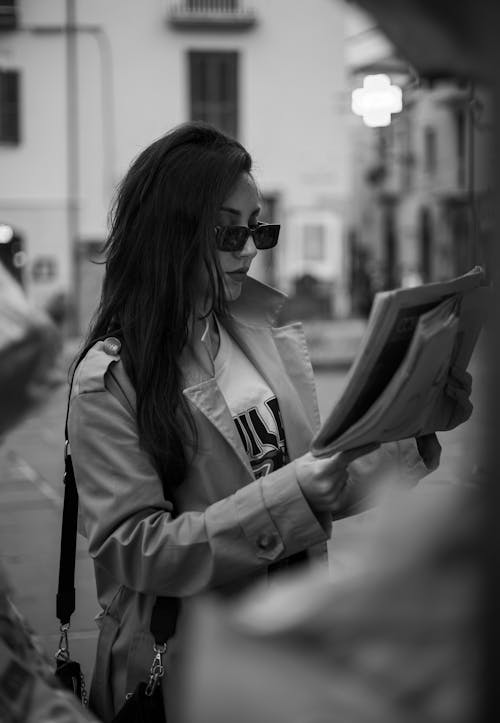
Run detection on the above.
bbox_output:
[68,278,427,722]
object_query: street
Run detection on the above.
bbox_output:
[0,378,98,679]
[0,359,477,683]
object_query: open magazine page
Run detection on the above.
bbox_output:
[311,266,487,457]
[324,297,459,453]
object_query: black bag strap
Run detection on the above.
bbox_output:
[56,361,179,645]
[55,436,78,625]
[56,369,80,625]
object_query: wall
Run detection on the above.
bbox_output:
[0,0,352,327]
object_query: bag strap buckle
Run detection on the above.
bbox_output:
[55,622,70,662]
[145,642,168,697]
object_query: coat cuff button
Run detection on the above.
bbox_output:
[256,533,277,551]
[103,337,121,355]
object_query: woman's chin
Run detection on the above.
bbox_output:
[224,277,243,301]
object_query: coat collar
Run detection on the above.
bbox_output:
[181,277,313,473]
[228,276,287,328]
[181,276,288,387]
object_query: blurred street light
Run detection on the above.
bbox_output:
[0,224,14,244]
[352,73,402,127]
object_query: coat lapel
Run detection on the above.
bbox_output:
[226,321,315,460]
[181,322,254,478]
[272,323,322,435]
[180,277,318,472]
[183,378,254,478]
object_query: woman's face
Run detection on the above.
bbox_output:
[216,173,260,302]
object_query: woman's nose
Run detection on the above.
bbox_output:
[237,233,258,258]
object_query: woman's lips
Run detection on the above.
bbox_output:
[228,270,248,283]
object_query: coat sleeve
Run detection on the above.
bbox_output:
[333,439,430,519]
[350,439,429,485]
[68,379,329,598]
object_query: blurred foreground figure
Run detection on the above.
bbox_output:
[0,261,99,722]
[181,483,480,723]
[0,261,60,437]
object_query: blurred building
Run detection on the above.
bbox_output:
[345,4,492,314]
[0,0,353,332]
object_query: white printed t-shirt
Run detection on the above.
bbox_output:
[213,318,290,479]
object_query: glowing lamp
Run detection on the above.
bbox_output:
[0,224,14,244]
[352,74,402,127]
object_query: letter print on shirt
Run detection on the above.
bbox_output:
[212,317,290,479]
[233,396,290,478]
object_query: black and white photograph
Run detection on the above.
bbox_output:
[0,1,498,721]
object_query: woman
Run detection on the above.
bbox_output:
[68,121,440,721]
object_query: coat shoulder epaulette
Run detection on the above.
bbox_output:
[72,337,122,396]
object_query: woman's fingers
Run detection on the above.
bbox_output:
[416,433,442,471]
[313,470,349,510]
[449,365,472,394]
[296,443,380,513]
[317,467,348,495]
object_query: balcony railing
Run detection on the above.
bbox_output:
[168,1,257,30]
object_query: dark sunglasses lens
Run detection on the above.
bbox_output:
[253,224,280,249]
[216,226,249,251]
[215,224,280,251]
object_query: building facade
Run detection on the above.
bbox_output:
[345,4,492,315]
[0,0,352,332]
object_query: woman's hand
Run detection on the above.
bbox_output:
[295,444,380,513]
[442,365,473,428]
[427,365,473,432]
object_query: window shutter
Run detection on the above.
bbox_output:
[0,1,17,31]
[0,70,20,144]
[189,51,238,139]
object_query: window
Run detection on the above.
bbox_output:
[419,207,433,282]
[449,202,472,275]
[303,224,326,261]
[0,227,24,286]
[189,51,238,138]
[401,114,413,192]
[423,126,436,174]
[31,256,58,283]
[0,1,17,30]
[0,69,20,144]
[383,203,398,289]
[258,194,278,286]
[377,124,394,163]
[455,108,467,188]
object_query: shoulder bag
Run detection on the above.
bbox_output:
[55,397,179,722]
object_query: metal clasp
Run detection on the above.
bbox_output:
[55,622,70,662]
[145,643,167,697]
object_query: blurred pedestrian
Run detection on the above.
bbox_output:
[66,121,457,722]
[0,569,99,723]
[0,260,99,722]
[180,482,481,723]
[0,260,60,437]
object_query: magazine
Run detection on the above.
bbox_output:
[311,266,489,456]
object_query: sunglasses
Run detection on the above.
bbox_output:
[214,222,280,252]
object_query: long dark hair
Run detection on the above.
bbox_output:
[77,121,253,497]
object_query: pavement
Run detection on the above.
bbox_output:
[0,320,479,686]
[0,378,99,681]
